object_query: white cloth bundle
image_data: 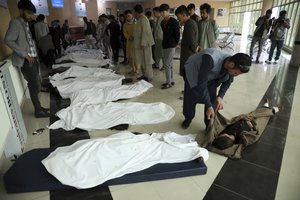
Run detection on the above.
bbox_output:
[49,102,175,130]
[50,75,124,99]
[49,66,125,98]
[56,51,107,65]
[42,131,209,189]
[64,44,104,54]
[50,65,114,81]
[69,80,153,106]
[52,62,110,69]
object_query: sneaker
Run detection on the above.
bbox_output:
[265,60,272,64]
[161,83,172,89]
[181,120,191,129]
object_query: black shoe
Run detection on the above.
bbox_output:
[171,82,175,86]
[161,83,172,89]
[35,110,50,118]
[41,107,50,112]
[181,120,191,129]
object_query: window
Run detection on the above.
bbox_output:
[273,0,300,49]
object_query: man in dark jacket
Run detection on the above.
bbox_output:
[249,9,273,63]
[182,49,251,129]
[83,17,96,49]
[187,3,201,22]
[175,5,198,77]
[159,4,180,89]
[106,15,121,64]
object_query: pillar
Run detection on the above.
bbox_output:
[290,24,300,67]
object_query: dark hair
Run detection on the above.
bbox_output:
[145,11,152,17]
[187,3,196,10]
[229,53,252,73]
[153,7,160,12]
[100,14,108,18]
[37,14,45,21]
[213,135,235,150]
[175,5,189,16]
[108,15,115,20]
[119,14,125,18]
[266,9,272,15]
[124,10,132,15]
[279,10,287,17]
[159,4,170,12]
[133,4,144,13]
[18,0,36,13]
[83,17,88,21]
[200,3,211,14]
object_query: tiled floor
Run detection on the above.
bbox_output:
[0,37,300,200]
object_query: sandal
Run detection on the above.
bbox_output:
[161,83,172,89]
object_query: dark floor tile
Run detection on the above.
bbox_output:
[267,115,290,131]
[50,187,113,200]
[204,184,249,200]
[242,141,284,171]
[259,126,287,149]
[214,159,279,200]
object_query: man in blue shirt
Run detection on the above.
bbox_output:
[182,48,251,130]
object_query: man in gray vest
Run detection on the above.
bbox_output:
[182,49,251,130]
[5,0,50,118]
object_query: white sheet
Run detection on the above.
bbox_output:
[56,52,108,65]
[49,66,125,98]
[50,65,115,81]
[42,131,209,189]
[52,62,109,69]
[50,75,124,98]
[49,102,175,130]
[64,44,104,54]
[69,80,153,105]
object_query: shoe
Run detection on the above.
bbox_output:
[35,110,50,118]
[161,83,172,89]
[171,82,175,86]
[159,67,165,71]
[265,60,272,64]
[181,120,191,129]
[41,107,50,112]
[137,76,145,80]
[274,60,278,64]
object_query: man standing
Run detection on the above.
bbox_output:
[5,0,50,118]
[133,4,155,82]
[106,15,121,65]
[266,10,290,64]
[159,3,180,89]
[152,7,164,70]
[198,3,219,51]
[249,9,273,63]
[175,5,198,77]
[34,14,49,42]
[187,3,201,22]
[182,49,251,129]
[83,17,96,49]
[99,14,112,60]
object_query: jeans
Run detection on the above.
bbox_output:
[21,59,42,113]
[249,36,264,61]
[163,48,176,84]
[268,39,284,61]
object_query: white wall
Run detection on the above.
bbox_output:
[0,59,27,158]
